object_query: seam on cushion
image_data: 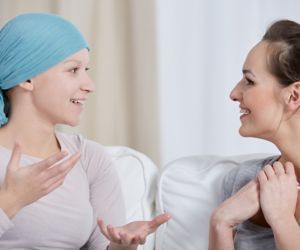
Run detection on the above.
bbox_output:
[112,152,148,220]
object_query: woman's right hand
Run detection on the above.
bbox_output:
[211,179,260,228]
[0,142,80,218]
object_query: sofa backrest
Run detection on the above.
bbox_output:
[155,154,272,250]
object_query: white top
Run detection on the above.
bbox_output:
[0,132,126,250]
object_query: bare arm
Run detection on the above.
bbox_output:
[208,180,260,250]
[272,216,300,250]
[209,211,235,250]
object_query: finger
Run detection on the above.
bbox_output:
[257,170,267,185]
[45,166,71,187]
[131,235,139,245]
[273,161,285,176]
[44,171,68,190]
[263,164,275,180]
[43,175,66,195]
[97,219,111,240]
[285,162,295,175]
[107,225,121,243]
[119,232,131,245]
[45,152,80,179]
[148,213,171,233]
[138,234,147,245]
[34,151,69,171]
[44,160,80,193]
[41,153,80,191]
[7,142,22,171]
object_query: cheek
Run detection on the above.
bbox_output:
[254,99,283,132]
[34,85,68,109]
[246,90,281,119]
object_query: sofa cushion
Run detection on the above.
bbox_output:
[155,154,270,250]
[106,146,158,250]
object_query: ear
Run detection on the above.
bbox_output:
[19,80,34,91]
[284,82,300,111]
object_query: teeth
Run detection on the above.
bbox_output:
[240,108,250,115]
[70,99,84,104]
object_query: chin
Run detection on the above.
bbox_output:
[68,120,81,127]
[239,127,269,141]
[61,117,81,127]
[239,126,254,138]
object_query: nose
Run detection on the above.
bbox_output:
[229,81,241,102]
[81,74,95,93]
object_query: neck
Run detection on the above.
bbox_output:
[0,112,61,159]
[273,125,300,180]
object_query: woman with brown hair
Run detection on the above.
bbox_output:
[209,20,300,250]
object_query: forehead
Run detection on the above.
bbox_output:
[62,48,90,65]
[243,41,269,73]
[35,49,90,77]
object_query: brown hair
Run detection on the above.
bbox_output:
[262,20,300,86]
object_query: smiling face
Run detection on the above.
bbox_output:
[230,41,287,140]
[30,48,94,126]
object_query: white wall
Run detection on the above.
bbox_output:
[155,0,300,165]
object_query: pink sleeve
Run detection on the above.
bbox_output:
[0,209,13,238]
[80,139,126,250]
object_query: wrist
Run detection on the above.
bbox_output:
[268,214,297,231]
[0,190,23,218]
[210,207,235,230]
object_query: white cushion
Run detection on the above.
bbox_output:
[106,146,158,250]
[155,154,270,250]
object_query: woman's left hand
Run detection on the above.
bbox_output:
[98,213,171,248]
[257,161,298,228]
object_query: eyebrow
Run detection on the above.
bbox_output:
[64,59,81,64]
[242,69,256,77]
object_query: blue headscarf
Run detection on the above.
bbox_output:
[0,13,89,126]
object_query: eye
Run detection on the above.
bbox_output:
[245,77,254,86]
[70,67,79,74]
[85,67,90,72]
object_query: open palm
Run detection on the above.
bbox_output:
[98,213,170,246]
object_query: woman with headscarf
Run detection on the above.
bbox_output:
[0,13,170,250]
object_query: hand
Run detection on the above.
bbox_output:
[98,213,171,247]
[211,180,260,228]
[257,161,298,227]
[0,142,80,218]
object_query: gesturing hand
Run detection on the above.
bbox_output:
[257,161,298,227]
[98,213,171,247]
[0,142,80,218]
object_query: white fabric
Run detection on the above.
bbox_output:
[155,154,269,250]
[106,146,158,250]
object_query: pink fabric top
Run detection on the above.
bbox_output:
[0,132,126,250]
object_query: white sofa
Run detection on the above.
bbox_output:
[107,146,273,250]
